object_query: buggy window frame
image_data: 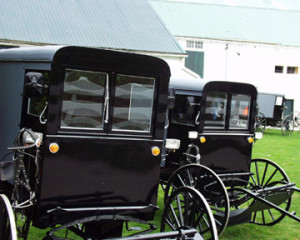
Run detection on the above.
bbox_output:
[202,91,253,132]
[53,67,158,136]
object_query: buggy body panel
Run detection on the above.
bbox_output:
[0,47,53,167]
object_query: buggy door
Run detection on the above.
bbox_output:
[37,47,170,223]
[198,82,257,176]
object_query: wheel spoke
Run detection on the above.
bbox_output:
[169,203,180,228]
[267,209,276,222]
[252,211,257,223]
[255,161,260,186]
[176,195,184,226]
[194,210,205,227]
[261,210,265,225]
[261,162,269,186]
[186,169,194,187]
[176,174,187,187]
[250,173,258,186]
[264,168,278,187]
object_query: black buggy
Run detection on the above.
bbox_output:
[160,79,300,236]
[255,92,299,135]
[0,46,218,240]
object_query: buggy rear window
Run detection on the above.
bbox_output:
[204,93,227,129]
[204,92,252,130]
[112,74,155,132]
[229,94,251,129]
[61,69,107,129]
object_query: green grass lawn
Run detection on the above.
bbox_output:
[27,129,300,239]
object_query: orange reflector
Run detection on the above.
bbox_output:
[151,146,160,156]
[248,137,254,144]
[49,143,59,154]
[200,136,206,143]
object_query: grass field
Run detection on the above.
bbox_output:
[27,129,300,239]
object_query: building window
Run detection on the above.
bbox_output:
[186,40,194,48]
[195,41,203,49]
[186,40,203,49]
[287,66,298,74]
[275,66,283,73]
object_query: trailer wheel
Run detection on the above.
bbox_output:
[164,164,229,236]
[0,194,17,240]
[281,115,294,136]
[161,186,218,240]
[249,158,292,225]
[291,111,300,129]
[255,112,266,133]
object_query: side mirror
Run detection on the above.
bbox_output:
[25,72,45,98]
[167,88,175,109]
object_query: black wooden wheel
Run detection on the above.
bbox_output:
[164,164,229,236]
[248,158,292,225]
[255,112,266,133]
[281,115,294,136]
[0,194,17,240]
[161,186,218,240]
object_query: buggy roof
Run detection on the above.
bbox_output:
[0,46,63,62]
[169,76,207,96]
[0,46,207,96]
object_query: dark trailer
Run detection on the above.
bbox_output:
[161,78,300,237]
[255,92,297,135]
[0,46,217,239]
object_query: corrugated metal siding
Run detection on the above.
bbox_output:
[150,0,300,47]
[0,0,184,54]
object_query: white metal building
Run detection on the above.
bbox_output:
[151,0,300,111]
[0,0,199,86]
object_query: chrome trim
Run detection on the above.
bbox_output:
[104,74,109,124]
[39,102,48,124]
[201,132,254,137]
[46,134,163,142]
[47,205,154,214]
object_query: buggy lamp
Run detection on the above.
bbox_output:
[165,139,181,150]
[199,136,206,144]
[151,146,161,156]
[49,143,59,154]
[255,132,263,140]
[247,137,254,144]
[188,131,198,140]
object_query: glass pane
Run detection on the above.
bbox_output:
[171,95,199,126]
[204,93,227,129]
[230,94,251,129]
[112,75,155,132]
[27,71,50,116]
[61,69,106,129]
